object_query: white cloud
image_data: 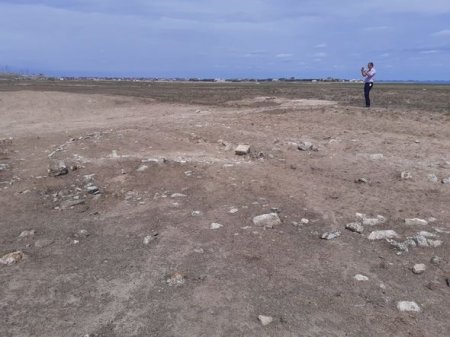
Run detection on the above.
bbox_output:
[432,29,450,36]
[419,49,439,54]
[314,43,327,48]
[276,53,294,58]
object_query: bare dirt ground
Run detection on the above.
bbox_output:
[1,80,450,337]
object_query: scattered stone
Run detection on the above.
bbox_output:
[235,144,250,155]
[430,256,442,265]
[193,248,204,254]
[412,264,426,274]
[60,199,85,209]
[76,229,89,238]
[143,233,159,245]
[362,215,386,226]
[191,210,201,216]
[85,185,99,195]
[345,222,364,234]
[298,141,317,151]
[400,171,412,180]
[355,178,369,184]
[354,274,369,281]
[210,223,223,230]
[427,239,442,248]
[228,208,239,214]
[397,301,421,312]
[171,193,187,198]
[405,218,428,226]
[0,163,9,171]
[418,231,437,238]
[387,238,416,252]
[166,272,185,287]
[427,217,437,223]
[369,153,384,160]
[300,218,309,224]
[368,230,399,241]
[442,177,450,184]
[411,235,429,247]
[48,160,68,177]
[0,251,25,265]
[252,213,282,228]
[427,174,438,183]
[321,230,341,240]
[258,315,273,326]
[136,165,149,172]
[19,230,36,238]
[34,239,54,249]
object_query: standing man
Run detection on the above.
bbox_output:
[361,62,376,107]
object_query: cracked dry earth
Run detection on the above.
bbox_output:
[1,86,450,337]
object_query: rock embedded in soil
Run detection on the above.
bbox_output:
[235,144,250,155]
[430,256,442,265]
[258,315,273,326]
[60,199,85,209]
[362,215,386,226]
[298,141,317,151]
[442,177,450,184]
[48,160,68,177]
[166,272,185,287]
[368,230,399,241]
[369,153,384,160]
[321,230,341,240]
[400,171,412,180]
[427,174,438,183]
[19,230,36,238]
[405,218,428,226]
[397,301,421,312]
[412,264,426,274]
[210,223,223,230]
[354,274,369,281]
[345,222,364,233]
[0,251,25,265]
[252,213,282,228]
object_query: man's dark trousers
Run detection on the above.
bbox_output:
[364,82,373,107]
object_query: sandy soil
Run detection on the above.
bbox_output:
[1,81,450,337]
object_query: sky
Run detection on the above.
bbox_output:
[1,0,450,80]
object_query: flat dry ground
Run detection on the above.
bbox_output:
[1,80,450,337]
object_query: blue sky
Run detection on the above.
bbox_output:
[1,1,450,80]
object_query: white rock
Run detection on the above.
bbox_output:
[143,235,156,245]
[48,160,68,177]
[228,208,239,214]
[369,153,384,160]
[354,274,369,281]
[412,264,426,274]
[321,230,341,240]
[400,171,412,180]
[136,165,149,172]
[210,223,223,230]
[298,141,315,151]
[362,215,386,226]
[442,177,450,184]
[235,144,250,155]
[345,222,364,233]
[19,230,36,238]
[397,301,421,312]
[258,315,273,326]
[300,218,309,224]
[427,239,442,248]
[252,213,282,228]
[0,251,25,265]
[405,218,428,226]
[418,231,436,238]
[193,248,204,254]
[191,210,201,216]
[171,193,187,198]
[167,273,185,287]
[368,230,399,240]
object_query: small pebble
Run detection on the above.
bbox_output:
[397,301,421,312]
[258,315,273,326]
[210,223,223,230]
[412,264,426,274]
[354,274,369,281]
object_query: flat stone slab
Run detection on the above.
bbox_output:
[252,213,282,228]
[235,144,250,155]
[368,230,399,240]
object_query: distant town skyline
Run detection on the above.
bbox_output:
[1,0,450,80]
